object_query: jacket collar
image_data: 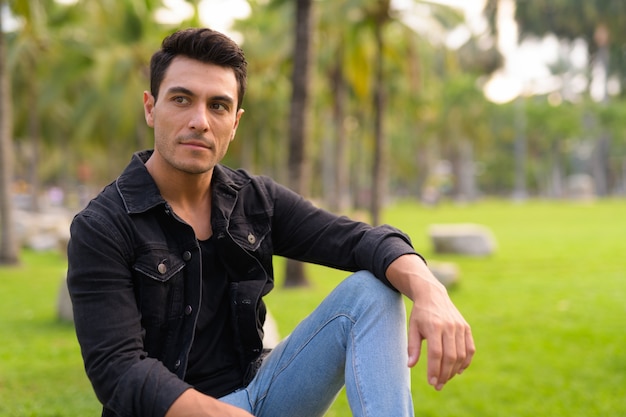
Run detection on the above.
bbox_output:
[115,150,164,214]
[115,149,251,214]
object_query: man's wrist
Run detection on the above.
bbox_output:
[386,254,444,301]
[165,388,215,417]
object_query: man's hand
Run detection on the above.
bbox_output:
[165,388,255,417]
[386,254,475,391]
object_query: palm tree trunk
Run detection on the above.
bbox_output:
[549,140,564,198]
[370,14,387,226]
[0,2,19,264]
[27,74,41,212]
[330,44,349,213]
[591,26,611,196]
[512,96,527,200]
[457,138,476,201]
[284,0,313,287]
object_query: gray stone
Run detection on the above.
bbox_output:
[57,276,74,322]
[566,174,595,201]
[27,233,60,252]
[429,261,460,288]
[429,223,496,256]
[14,209,72,253]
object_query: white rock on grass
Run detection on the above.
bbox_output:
[428,261,460,288]
[429,223,497,256]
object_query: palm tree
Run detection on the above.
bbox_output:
[229,2,293,179]
[0,0,18,265]
[367,0,390,226]
[7,0,56,213]
[66,0,165,181]
[360,0,465,218]
[314,0,371,213]
[287,0,313,197]
[284,0,314,287]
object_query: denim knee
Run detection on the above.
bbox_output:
[339,271,403,313]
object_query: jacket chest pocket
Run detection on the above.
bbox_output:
[227,213,271,253]
[133,249,186,326]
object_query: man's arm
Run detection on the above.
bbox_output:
[165,389,254,417]
[68,209,191,416]
[385,254,475,391]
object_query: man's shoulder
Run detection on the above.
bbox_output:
[215,165,277,189]
[73,182,126,221]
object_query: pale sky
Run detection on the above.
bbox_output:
[483,0,593,103]
[428,0,592,103]
[155,0,250,43]
[395,0,568,103]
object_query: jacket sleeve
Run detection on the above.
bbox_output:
[67,208,190,417]
[263,177,422,288]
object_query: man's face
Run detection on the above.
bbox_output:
[143,56,244,175]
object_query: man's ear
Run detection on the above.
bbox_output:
[231,108,244,141]
[143,91,155,127]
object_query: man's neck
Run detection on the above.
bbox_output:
[145,153,214,240]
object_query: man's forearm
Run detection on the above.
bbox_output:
[165,389,254,417]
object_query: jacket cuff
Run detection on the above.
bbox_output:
[357,225,424,289]
[108,358,192,417]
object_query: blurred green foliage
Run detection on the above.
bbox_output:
[6,0,626,206]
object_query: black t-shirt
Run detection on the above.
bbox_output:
[185,237,244,398]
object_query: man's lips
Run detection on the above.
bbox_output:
[180,139,212,150]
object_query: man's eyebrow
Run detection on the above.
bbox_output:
[165,86,195,97]
[211,95,235,105]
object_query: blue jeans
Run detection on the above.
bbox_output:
[219,271,414,417]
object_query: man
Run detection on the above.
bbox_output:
[67,28,474,417]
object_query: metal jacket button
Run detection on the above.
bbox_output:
[182,251,192,261]
[247,233,256,244]
[157,263,167,274]
[184,305,193,315]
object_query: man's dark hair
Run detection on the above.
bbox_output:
[150,28,248,109]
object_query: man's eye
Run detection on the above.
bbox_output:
[211,103,227,111]
[173,96,190,104]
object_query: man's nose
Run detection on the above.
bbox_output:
[188,106,210,131]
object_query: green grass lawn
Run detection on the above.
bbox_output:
[1,198,625,416]
[0,250,97,417]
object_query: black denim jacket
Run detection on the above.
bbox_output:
[67,150,418,417]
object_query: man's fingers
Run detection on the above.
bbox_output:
[407,314,423,368]
[441,326,460,381]
[426,333,443,389]
[460,327,476,373]
[407,300,476,390]
[427,320,475,390]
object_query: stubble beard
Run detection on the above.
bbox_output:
[155,138,217,176]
